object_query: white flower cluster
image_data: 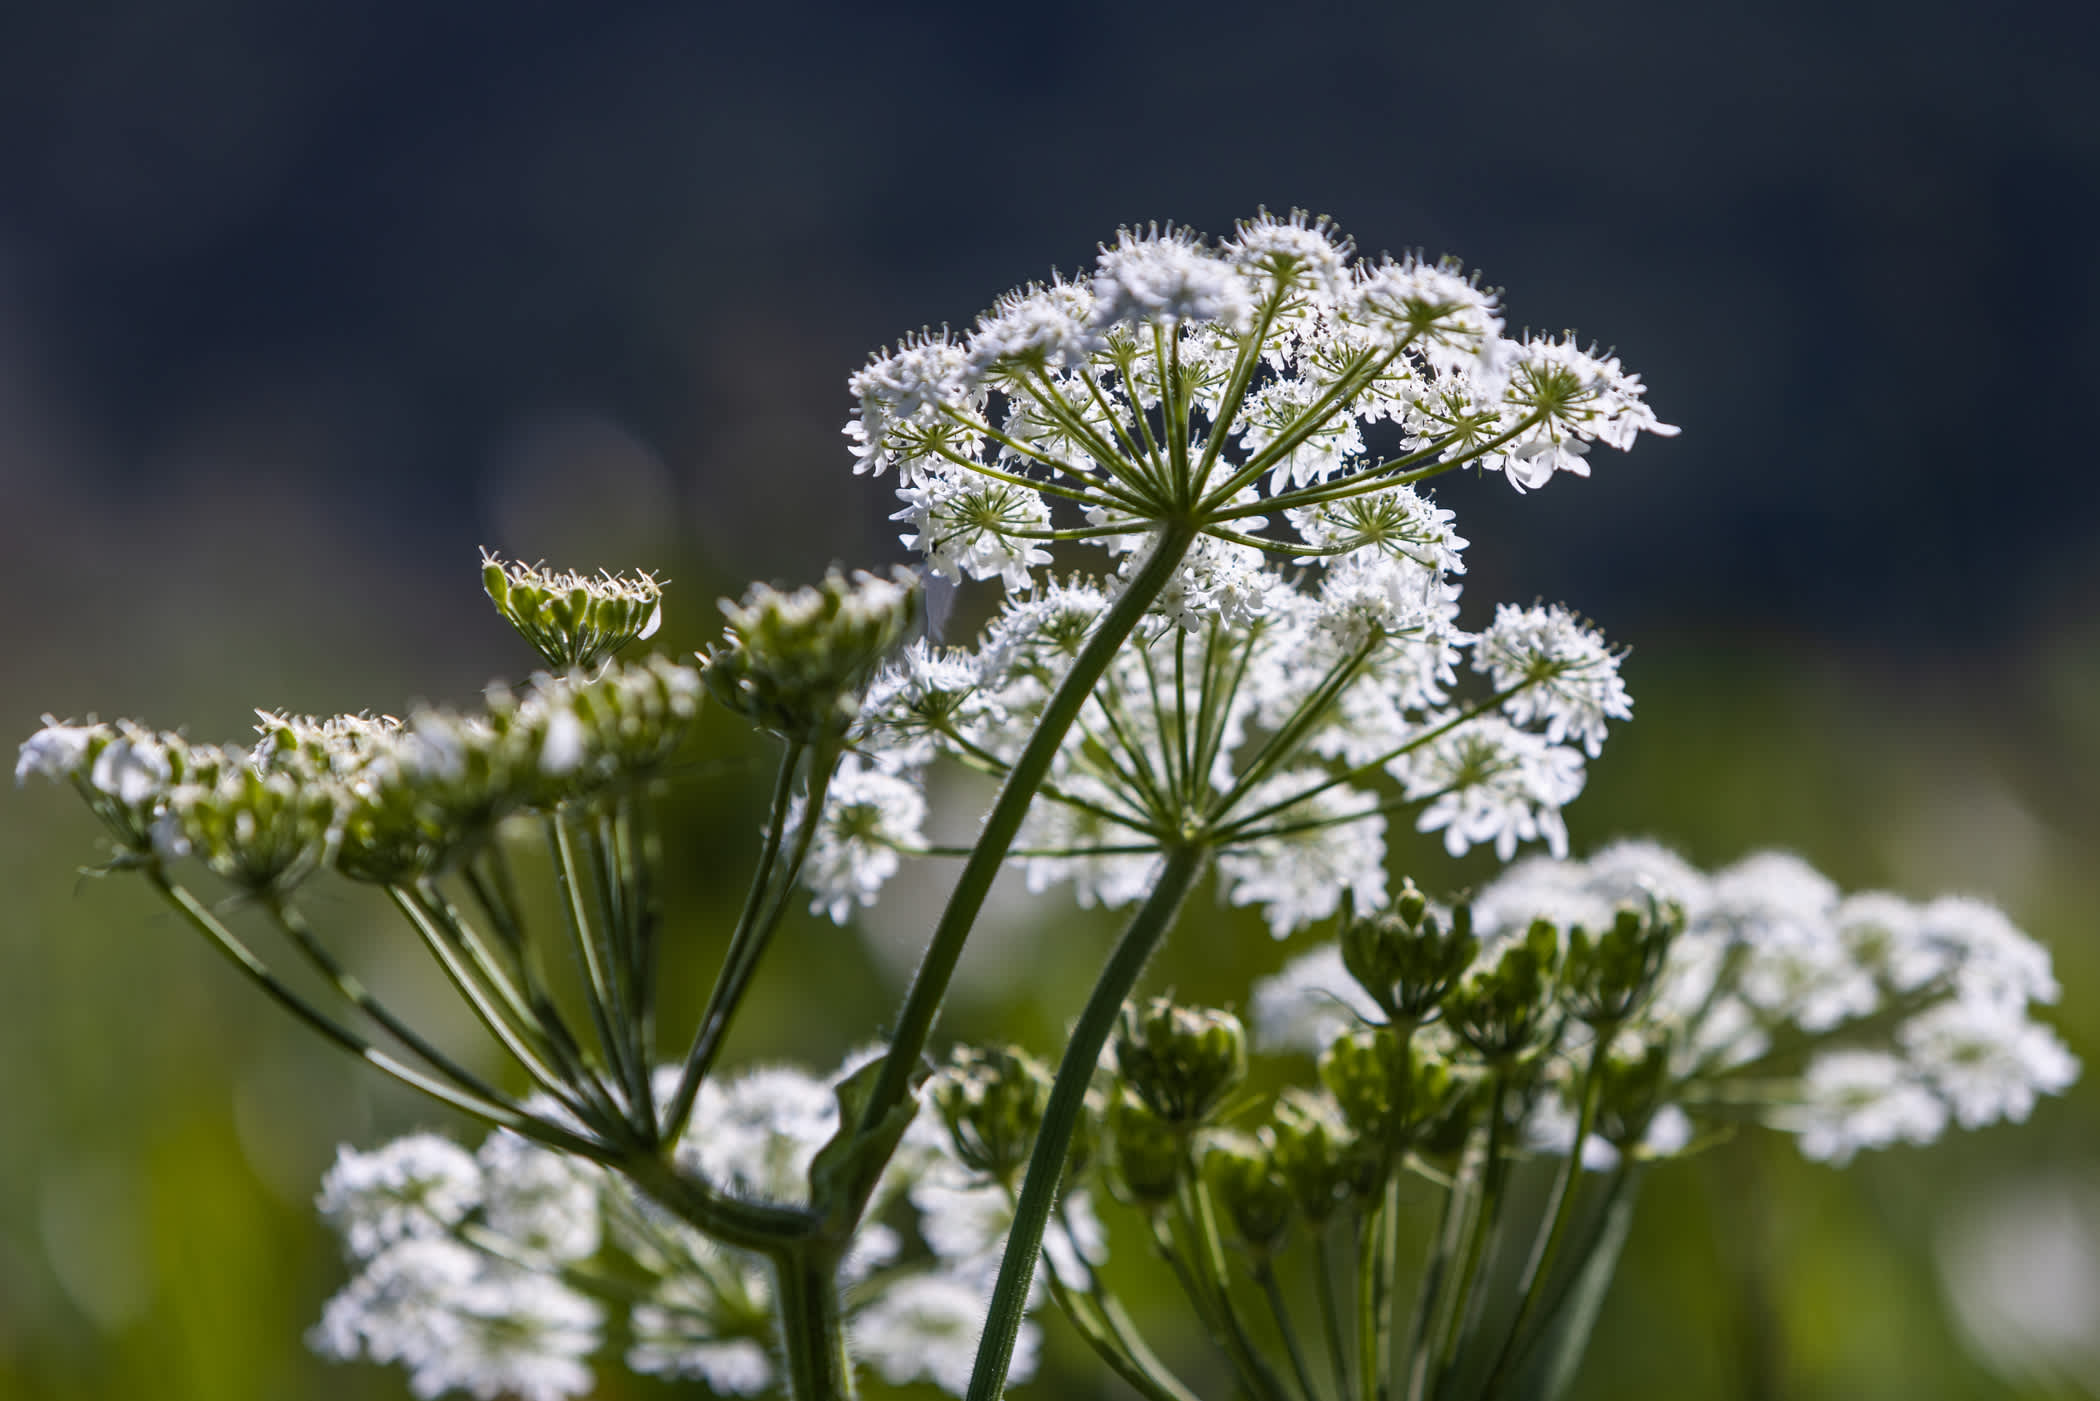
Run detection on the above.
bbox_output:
[819,567,1630,935]
[15,656,702,889]
[1251,842,2079,1168]
[312,1055,1073,1400]
[849,213,1675,590]
[802,213,1677,937]
[313,1132,604,1401]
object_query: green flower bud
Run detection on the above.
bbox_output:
[1114,997,1247,1128]
[702,567,920,741]
[1264,1088,1360,1223]
[1564,897,1681,1026]
[1317,1027,1458,1150]
[1203,1132,1292,1255]
[1447,919,1562,1061]
[931,1045,1051,1183]
[1340,879,1479,1021]
[481,552,665,674]
[1105,1088,1184,1207]
[1593,1040,1675,1148]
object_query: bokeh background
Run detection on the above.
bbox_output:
[4,0,2099,1396]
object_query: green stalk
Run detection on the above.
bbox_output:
[1478,1039,1610,1396]
[1434,1077,1513,1398]
[265,898,517,1117]
[964,841,1210,1401]
[388,884,608,1133]
[1184,1172,1295,1401]
[144,871,609,1163]
[1317,1224,1356,1398]
[1358,1172,1403,1401]
[663,739,804,1139]
[547,814,648,1128]
[1405,1131,1483,1401]
[1258,1262,1324,1401]
[1043,1268,1203,1401]
[618,1149,820,1255]
[774,1244,857,1401]
[857,520,1202,1137]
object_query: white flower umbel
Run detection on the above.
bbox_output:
[1790,1051,1949,1165]
[313,1238,602,1401]
[1473,604,1631,758]
[797,758,928,924]
[318,1134,483,1260]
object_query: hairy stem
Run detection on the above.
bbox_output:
[964,841,1210,1401]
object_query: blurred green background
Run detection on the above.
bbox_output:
[4,0,2098,1396]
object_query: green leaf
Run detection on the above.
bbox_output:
[807,1053,926,1231]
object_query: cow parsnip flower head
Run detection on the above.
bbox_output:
[483,552,665,673]
[702,567,920,742]
[849,211,1675,592]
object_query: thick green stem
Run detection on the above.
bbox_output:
[858,520,1202,1137]
[775,1244,857,1401]
[964,841,1210,1401]
[620,1150,820,1255]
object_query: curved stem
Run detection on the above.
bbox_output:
[1434,1076,1512,1398]
[664,739,804,1139]
[1405,1125,1483,1401]
[144,871,609,1163]
[266,898,515,1113]
[964,842,1211,1401]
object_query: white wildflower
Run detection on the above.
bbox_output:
[1473,604,1629,758]
[1399,716,1584,860]
[15,716,98,785]
[967,278,1101,373]
[797,758,927,924]
[1900,998,2081,1130]
[1349,254,1505,375]
[1089,225,1253,333]
[476,1132,601,1263]
[893,471,1053,590]
[317,1134,482,1261]
[1789,1050,1947,1165]
[1217,775,1389,937]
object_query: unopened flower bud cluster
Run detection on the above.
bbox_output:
[1253,842,2079,1170]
